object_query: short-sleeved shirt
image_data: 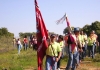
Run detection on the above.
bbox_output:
[64,35,68,46]
[23,38,28,43]
[46,42,61,56]
[92,34,98,42]
[59,41,64,50]
[87,36,95,46]
[77,34,85,46]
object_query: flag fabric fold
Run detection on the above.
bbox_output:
[35,0,48,70]
[56,13,66,24]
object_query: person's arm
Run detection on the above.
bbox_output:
[56,43,62,62]
[56,51,61,62]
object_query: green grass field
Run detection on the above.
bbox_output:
[0,37,100,70]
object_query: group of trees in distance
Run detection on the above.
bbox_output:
[0,27,14,38]
[0,21,100,38]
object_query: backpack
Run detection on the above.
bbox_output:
[67,35,73,44]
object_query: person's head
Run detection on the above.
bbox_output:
[24,35,27,38]
[50,34,56,42]
[18,38,20,41]
[80,30,84,35]
[91,30,95,34]
[58,35,63,42]
[74,27,80,35]
[90,30,95,36]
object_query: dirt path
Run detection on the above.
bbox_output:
[60,61,100,70]
[24,61,100,70]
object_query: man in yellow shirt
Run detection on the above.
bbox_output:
[87,31,96,59]
[80,31,87,59]
[91,30,98,55]
[57,35,64,70]
[46,34,62,70]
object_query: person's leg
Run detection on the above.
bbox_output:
[71,51,77,70]
[79,51,82,63]
[88,46,91,57]
[45,57,51,70]
[92,45,95,59]
[66,52,73,70]
[57,58,60,69]
[25,43,27,50]
[52,62,57,70]
[23,43,25,50]
[94,42,97,55]
[82,47,85,59]
[18,44,20,54]
[84,44,87,57]
[26,43,28,50]
[75,51,79,67]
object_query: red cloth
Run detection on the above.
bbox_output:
[35,0,48,70]
[23,38,27,43]
[69,34,76,52]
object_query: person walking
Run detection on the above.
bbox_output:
[87,32,96,59]
[66,31,78,70]
[17,38,22,54]
[57,35,64,70]
[23,35,28,50]
[45,34,62,70]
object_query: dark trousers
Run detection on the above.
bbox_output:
[57,57,61,69]
[88,45,95,58]
[82,47,85,59]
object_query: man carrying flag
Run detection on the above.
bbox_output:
[35,0,48,70]
[46,34,62,70]
[56,14,79,70]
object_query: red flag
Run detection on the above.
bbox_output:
[65,16,72,32]
[65,15,76,53]
[35,0,48,70]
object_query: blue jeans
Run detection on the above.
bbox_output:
[84,44,87,57]
[17,44,21,54]
[66,46,79,70]
[66,51,73,70]
[72,51,78,70]
[46,56,57,70]
[24,43,28,50]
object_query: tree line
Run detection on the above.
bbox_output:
[0,21,100,38]
[0,27,14,38]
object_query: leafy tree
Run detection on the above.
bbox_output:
[82,21,100,35]
[91,21,100,34]
[63,27,75,34]
[0,27,14,37]
[19,32,36,38]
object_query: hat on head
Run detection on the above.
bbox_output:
[74,27,80,32]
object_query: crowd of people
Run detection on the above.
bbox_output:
[12,28,100,70]
[12,35,37,54]
[45,27,99,70]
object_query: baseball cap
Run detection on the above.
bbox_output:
[74,28,80,32]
